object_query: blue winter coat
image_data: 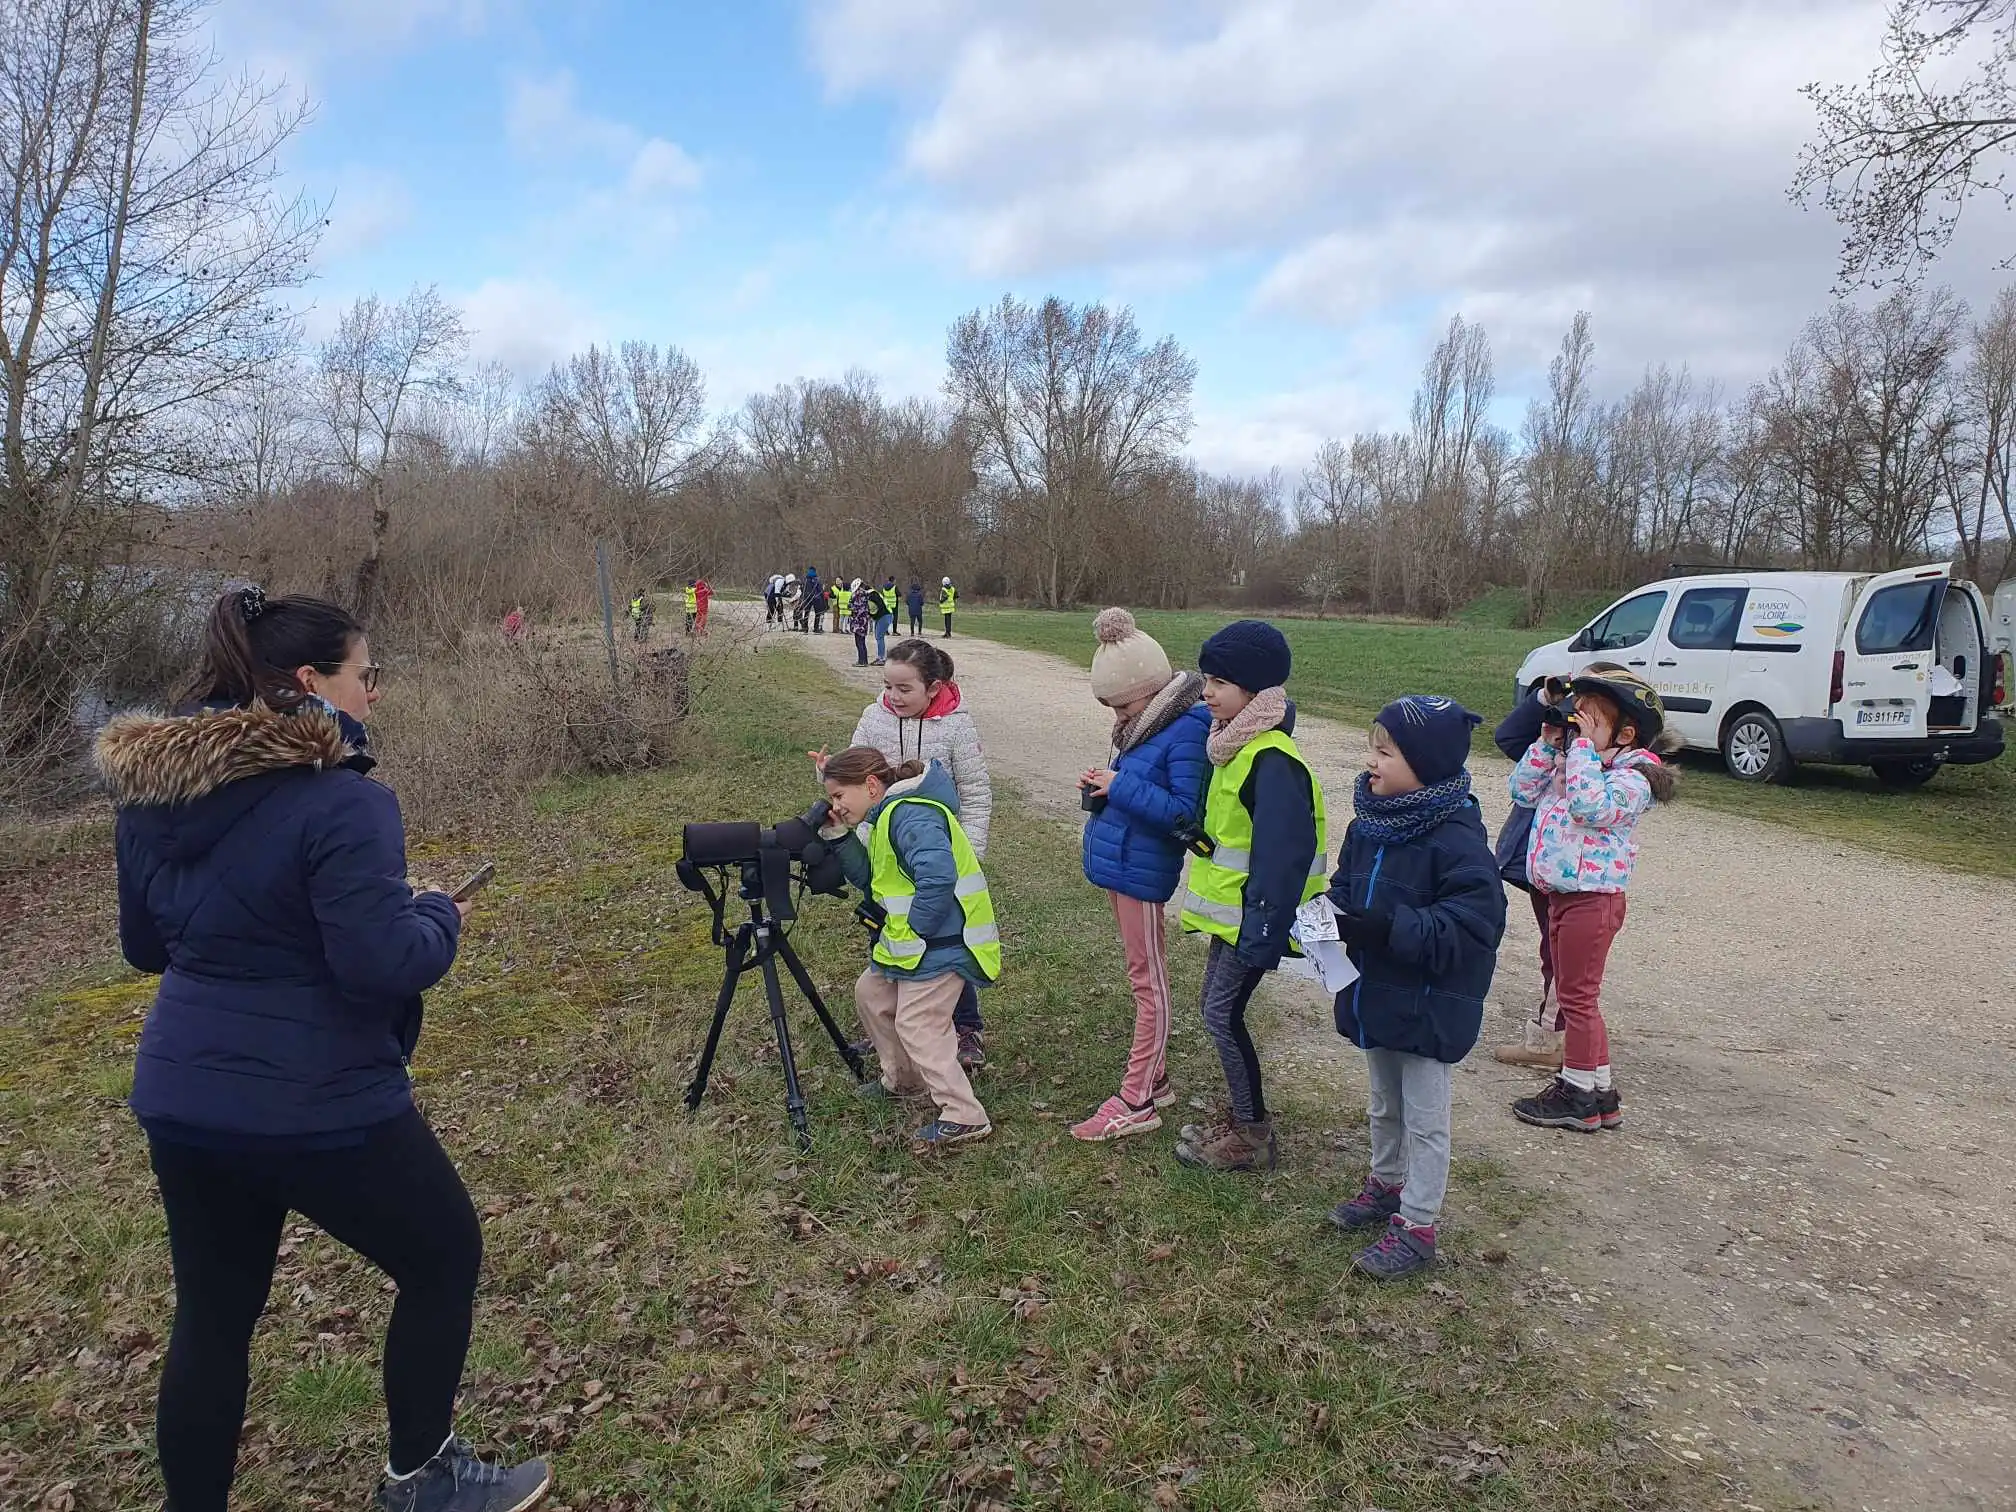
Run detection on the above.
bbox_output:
[97,705,462,1141]
[1327,799,1506,1063]
[833,760,993,987]
[1492,690,1550,889]
[1083,700,1211,903]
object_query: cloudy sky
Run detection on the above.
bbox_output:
[207,0,2015,474]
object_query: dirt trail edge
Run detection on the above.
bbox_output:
[747,608,2016,1512]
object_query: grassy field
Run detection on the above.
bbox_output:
[963,607,2016,878]
[0,649,1768,1511]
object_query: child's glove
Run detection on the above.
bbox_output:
[1336,904,1394,953]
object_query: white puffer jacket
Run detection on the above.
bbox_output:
[849,685,992,857]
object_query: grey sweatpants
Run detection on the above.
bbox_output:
[1200,938,1271,1124]
[1365,1048,1453,1227]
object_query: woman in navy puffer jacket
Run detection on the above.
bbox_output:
[97,588,547,1512]
[1072,610,1212,1143]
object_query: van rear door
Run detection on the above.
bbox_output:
[1838,565,1950,742]
[1994,579,2016,711]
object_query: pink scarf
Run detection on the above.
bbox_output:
[1206,686,1289,766]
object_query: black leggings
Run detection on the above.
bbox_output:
[149,1110,483,1509]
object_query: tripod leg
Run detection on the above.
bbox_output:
[757,937,813,1152]
[776,933,869,1082]
[685,925,751,1112]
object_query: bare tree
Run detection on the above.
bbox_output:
[1949,283,2016,576]
[0,0,318,757]
[1516,313,1602,623]
[317,287,466,613]
[1797,1,2016,285]
[945,294,1196,607]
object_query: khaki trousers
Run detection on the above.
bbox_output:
[855,969,987,1127]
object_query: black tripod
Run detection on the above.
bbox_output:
[682,862,867,1148]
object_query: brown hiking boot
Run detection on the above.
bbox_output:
[1174,1117,1276,1173]
[1493,1020,1564,1071]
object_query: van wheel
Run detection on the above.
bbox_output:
[1871,756,1941,789]
[1722,710,1790,783]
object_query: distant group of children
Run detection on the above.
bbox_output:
[766,571,958,645]
[805,608,1676,1280]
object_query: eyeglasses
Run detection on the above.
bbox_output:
[315,661,382,693]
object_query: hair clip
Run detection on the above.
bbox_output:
[239,585,267,622]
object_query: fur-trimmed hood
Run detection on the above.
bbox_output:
[96,705,355,808]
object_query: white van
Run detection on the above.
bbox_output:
[1513,565,2013,786]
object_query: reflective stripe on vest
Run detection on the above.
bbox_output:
[1178,729,1328,947]
[867,796,1002,980]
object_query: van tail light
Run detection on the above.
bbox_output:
[1994,650,2011,710]
[1830,649,1845,707]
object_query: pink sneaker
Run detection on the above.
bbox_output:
[1070,1095,1163,1142]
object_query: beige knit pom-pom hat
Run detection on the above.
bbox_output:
[1090,607,1173,706]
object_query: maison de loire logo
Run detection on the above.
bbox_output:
[1746,592,1808,639]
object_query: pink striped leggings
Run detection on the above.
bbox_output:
[1109,892,1173,1108]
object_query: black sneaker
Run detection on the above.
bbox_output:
[1511,1078,1602,1132]
[377,1438,551,1512]
[956,1028,986,1070]
[1596,1087,1623,1131]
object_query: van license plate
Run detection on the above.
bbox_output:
[1853,708,1912,727]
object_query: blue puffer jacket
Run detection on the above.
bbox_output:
[833,760,994,987]
[1083,698,1211,903]
[97,704,461,1140]
[1327,799,1507,1063]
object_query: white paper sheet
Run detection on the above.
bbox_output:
[1287,898,1360,994]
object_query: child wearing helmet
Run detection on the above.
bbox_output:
[1504,669,1678,1133]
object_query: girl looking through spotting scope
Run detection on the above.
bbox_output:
[819,747,1001,1152]
[815,639,995,1067]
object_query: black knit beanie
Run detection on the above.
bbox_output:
[1198,620,1292,693]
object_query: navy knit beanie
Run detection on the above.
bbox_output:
[1198,620,1292,693]
[1374,695,1482,786]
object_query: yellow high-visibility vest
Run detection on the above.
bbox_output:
[939,584,957,614]
[1179,730,1327,948]
[867,797,1001,981]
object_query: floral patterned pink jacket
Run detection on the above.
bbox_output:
[1508,736,1662,894]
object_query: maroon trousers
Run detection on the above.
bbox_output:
[1544,891,1627,1071]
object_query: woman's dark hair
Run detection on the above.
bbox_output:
[183,586,364,712]
[887,638,953,686]
[823,746,925,787]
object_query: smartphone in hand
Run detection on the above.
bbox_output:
[451,862,496,902]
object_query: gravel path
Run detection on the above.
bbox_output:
[754,610,2016,1512]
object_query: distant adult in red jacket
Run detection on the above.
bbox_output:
[694,577,713,634]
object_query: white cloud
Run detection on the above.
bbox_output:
[803,0,1990,413]
[506,69,639,162]
[318,164,416,262]
[456,276,610,379]
[503,69,704,250]
[209,0,491,91]
[624,138,703,198]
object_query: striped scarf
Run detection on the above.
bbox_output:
[1351,769,1473,843]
